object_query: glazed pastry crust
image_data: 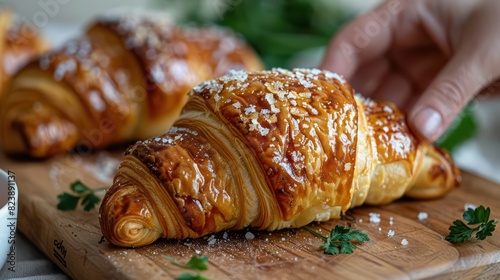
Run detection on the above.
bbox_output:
[0,15,262,158]
[0,9,48,97]
[99,68,460,247]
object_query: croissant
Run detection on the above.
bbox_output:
[0,9,48,97]
[0,15,262,158]
[99,68,460,247]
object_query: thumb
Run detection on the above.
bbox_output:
[409,54,491,142]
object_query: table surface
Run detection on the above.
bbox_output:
[1,150,500,280]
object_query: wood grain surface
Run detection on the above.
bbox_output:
[1,151,499,279]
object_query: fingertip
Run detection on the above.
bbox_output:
[408,51,491,142]
[409,107,444,142]
[319,38,358,79]
[320,0,404,81]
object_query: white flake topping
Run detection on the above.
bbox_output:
[244,105,256,115]
[344,163,351,171]
[299,77,314,88]
[324,71,346,83]
[383,105,393,113]
[222,69,248,82]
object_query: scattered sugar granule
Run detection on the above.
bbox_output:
[465,203,477,211]
[369,212,381,224]
[265,238,269,242]
[401,239,409,246]
[383,105,393,113]
[245,232,255,240]
[387,230,395,237]
[281,237,286,241]
[358,218,363,223]
[418,212,428,221]
[378,227,382,232]
[195,250,201,254]
[222,231,228,240]
[208,239,216,245]
[389,216,394,226]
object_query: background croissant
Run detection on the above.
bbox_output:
[0,15,262,158]
[0,9,47,97]
[99,68,460,247]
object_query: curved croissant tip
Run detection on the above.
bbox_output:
[105,214,162,247]
[99,186,162,247]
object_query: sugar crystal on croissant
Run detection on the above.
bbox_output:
[99,68,460,247]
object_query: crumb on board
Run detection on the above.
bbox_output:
[369,212,381,224]
[465,203,477,211]
[245,232,255,240]
[417,212,428,221]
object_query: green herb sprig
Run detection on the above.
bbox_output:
[304,225,370,255]
[445,205,497,243]
[164,255,209,280]
[57,180,105,211]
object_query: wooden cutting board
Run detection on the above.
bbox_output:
[1,151,499,279]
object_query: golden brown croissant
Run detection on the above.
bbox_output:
[0,9,48,97]
[0,15,262,158]
[99,68,460,247]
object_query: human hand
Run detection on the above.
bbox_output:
[320,0,500,142]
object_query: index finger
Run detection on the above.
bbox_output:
[319,0,412,79]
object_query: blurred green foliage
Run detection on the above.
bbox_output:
[179,0,353,68]
[154,0,476,150]
[436,103,477,153]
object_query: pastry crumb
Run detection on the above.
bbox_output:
[464,203,477,211]
[369,212,381,224]
[418,212,428,221]
[245,232,255,240]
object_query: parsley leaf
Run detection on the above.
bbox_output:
[304,224,370,255]
[183,255,208,270]
[445,205,497,243]
[164,255,210,280]
[56,193,81,211]
[177,273,209,280]
[82,193,101,211]
[70,181,90,193]
[57,180,105,212]
[446,220,473,242]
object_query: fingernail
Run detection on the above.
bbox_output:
[413,107,442,141]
